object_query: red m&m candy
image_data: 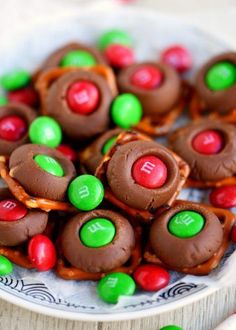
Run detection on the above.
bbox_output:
[161,45,192,73]
[209,186,236,209]
[132,155,167,188]
[57,144,77,162]
[8,86,39,108]
[28,234,57,271]
[0,115,27,141]
[134,264,170,292]
[192,130,223,155]
[0,199,27,221]
[130,65,163,90]
[66,81,100,115]
[104,44,135,69]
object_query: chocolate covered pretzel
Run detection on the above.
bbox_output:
[36,65,117,141]
[96,131,190,221]
[117,62,189,136]
[169,120,236,187]
[0,144,76,212]
[189,52,236,122]
[79,128,123,174]
[56,212,142,280]
[144,200,235,275]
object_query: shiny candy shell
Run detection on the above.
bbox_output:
[104,44,135,69]
[111,93,142,129]
[8,86,39,108]
[0,115,27,141]
[0,256,13,276]
[130,65,163,89]
[57,144,77,162]
[161,45,192,73]
[66,81,100,115]
[28,234,57,271]
[0,95,8,106]
[205,61,236,91]
[98,29,132,50]
[68,174,104,211]
[0,199,28,221]
[1,69,31,91]
[132,155,167,188]
[192,130,223,155]
[97,272,136,304]
[209,186,236,209]
[29,116,62,148]
[60,50,97,68]
[133,264,170,292]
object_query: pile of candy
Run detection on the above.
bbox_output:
[0,28,236,305]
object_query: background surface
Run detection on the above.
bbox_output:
[0,1,236,329]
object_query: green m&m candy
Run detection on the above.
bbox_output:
[205,61,236,91]
[29,116,62,148]
[68,174,104,211]
[80,218,116,248]
[0,255,13,276]
[160,326,183,330]
[168,211,205,238]
[98,29,132,50]
[1,69,30,91]
[0,95,7,106]
[102,135,117,154]
[34,154,64,177]
[111,93,142,129]
[97,272,136,304]
[60,50,97,68]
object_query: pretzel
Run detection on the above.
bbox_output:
[144,200,236,275]
[189,89,236,123]
[36,65,118,115]
[95,131,190,222]
[185,176,236,189]
[135,81,192,136]
[55,226,142,280]
[0,156,76,212]
[0,246,34,269]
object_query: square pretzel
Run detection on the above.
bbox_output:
[144,200,236,275]
[0,156,76,212]
[95,131,190,222]
[55,226,142,281]
[35,65,118,115]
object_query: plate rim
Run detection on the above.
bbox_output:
[0,2,233,322]
[0,282,218,321]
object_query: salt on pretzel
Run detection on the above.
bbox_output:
[55,226,142,280]
[144,200,236,275]
[36,65,118,115]
[0,156,75,212]
[95,131,190,222]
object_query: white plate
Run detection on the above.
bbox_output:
[0,2,235,322]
